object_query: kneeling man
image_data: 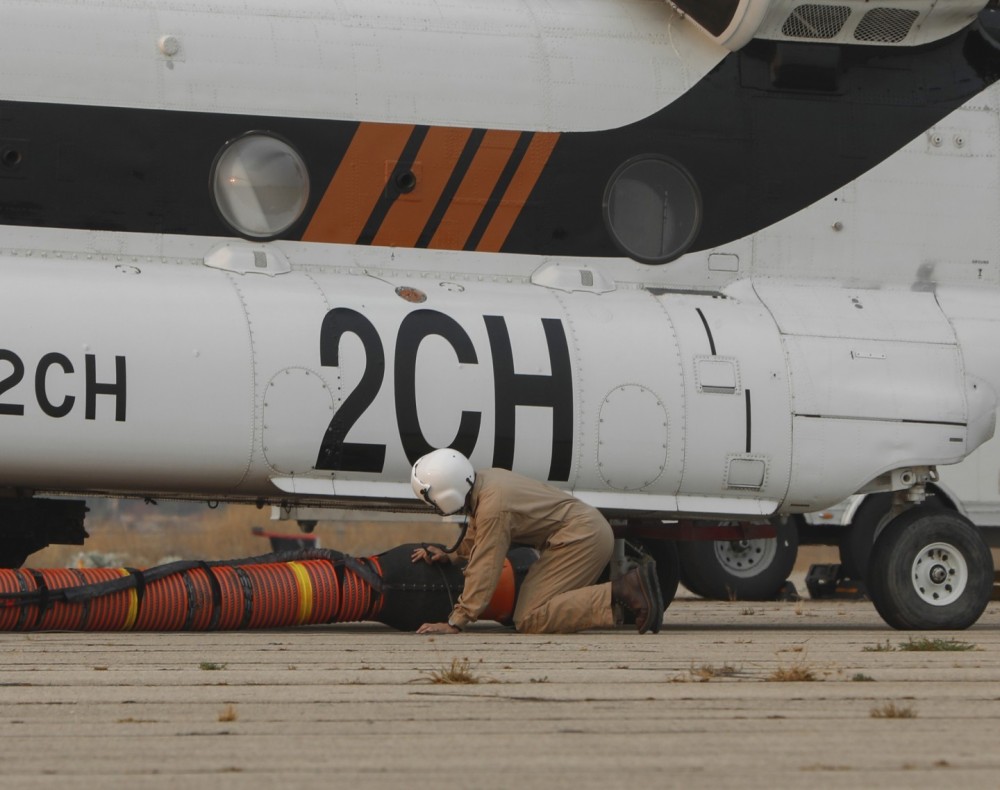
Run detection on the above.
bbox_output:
[410,449,663,635]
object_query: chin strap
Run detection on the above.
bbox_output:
[440,478,474,554]
[442,514,469,554]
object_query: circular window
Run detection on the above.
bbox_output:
[212,133,310,239]
[603,156,702,264]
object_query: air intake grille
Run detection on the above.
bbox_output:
[782,4,852,39]
[854,8,920,43]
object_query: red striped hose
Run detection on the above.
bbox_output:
[0,545,535,632]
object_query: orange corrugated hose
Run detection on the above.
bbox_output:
[0,554,388,632]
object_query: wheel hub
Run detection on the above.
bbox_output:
[713,537,777,579]
[911,542,968,607]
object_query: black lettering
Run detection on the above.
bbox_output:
[85,355,126,422]
[484,316,573,481]
[35,352,75,418]
[315,308,387,473]
[0,350,25,416]
[394,309,481,464]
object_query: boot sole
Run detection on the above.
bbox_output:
[638,557,664,634]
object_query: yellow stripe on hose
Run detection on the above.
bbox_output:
[288,562,314,625]
[118,568,139,631]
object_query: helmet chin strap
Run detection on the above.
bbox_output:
[441,515,468,555]
[440,479,474,553]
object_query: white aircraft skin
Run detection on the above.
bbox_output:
[1,0,999,624]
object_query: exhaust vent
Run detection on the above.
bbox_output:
[745,0,986,48]
[853,8,920,43]
[781,4,852,39]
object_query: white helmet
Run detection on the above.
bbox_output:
[411,449,475,516]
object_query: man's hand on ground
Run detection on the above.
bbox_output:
[416,622,460,634]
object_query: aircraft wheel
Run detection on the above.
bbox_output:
[866,507,993,630]
[677,518,799,600]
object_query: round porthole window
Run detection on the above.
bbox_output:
[603,156,702,264]
[212,132,310,239]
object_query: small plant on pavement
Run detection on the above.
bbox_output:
[870,702,916,719]
[426,657,481,685]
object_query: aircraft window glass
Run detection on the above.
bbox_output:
[603,157,702,265]
[212,133,310,239]
[669,0,741,37]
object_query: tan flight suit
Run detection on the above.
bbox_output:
[446,468,615,634]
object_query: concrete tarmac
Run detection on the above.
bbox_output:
[1,596,999,790]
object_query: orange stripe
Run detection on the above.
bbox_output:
[372,127,473,248]
[303,123,414,244]
[477,132,560,252]
[429,129,521,251]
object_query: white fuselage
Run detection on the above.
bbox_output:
[2,0,1000,519]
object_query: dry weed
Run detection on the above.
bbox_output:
[691,663,740,681]
[870,702,917,719]
[768,661,817,682]
[425,657,481,685]
[218,704,238,722]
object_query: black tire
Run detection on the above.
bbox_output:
[677,518,799,600]
[838,493,891,580]
[839,492,946,580]
[867,507,994,630]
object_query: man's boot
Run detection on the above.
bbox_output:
[612,559,663,634]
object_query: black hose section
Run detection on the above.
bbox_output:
[12,570,30,630]
[127,568,146,620]
[203,560,223,631]
[374,544,468,631]
[234,566,254,630]
[26,568,50,619]
[180,568,198,631]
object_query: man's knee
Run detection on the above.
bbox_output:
[514,603,548,634]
